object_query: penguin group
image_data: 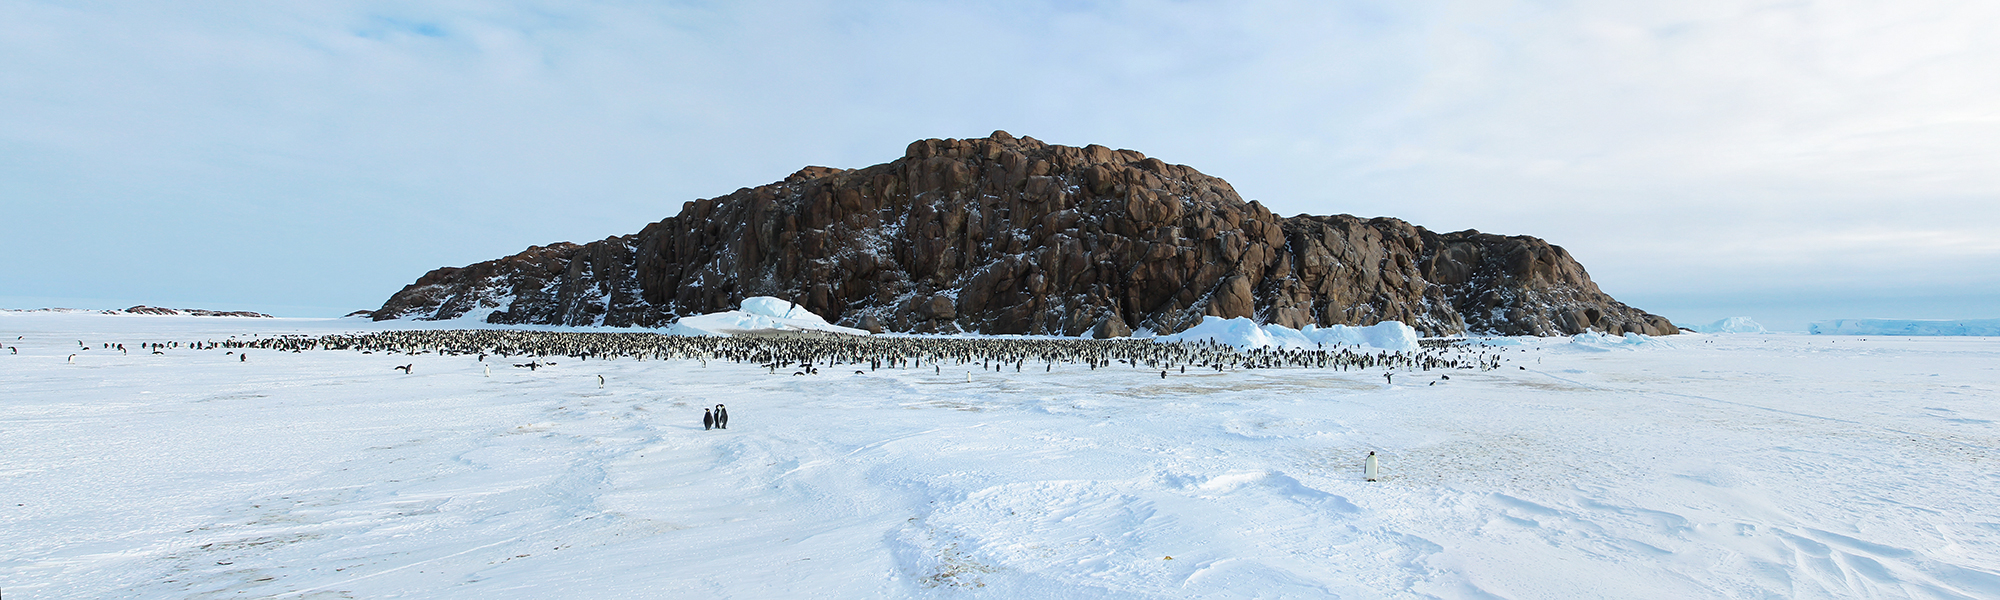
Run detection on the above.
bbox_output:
[207,328,1521,376]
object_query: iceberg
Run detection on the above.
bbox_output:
[1689,317,1766,334]
[1561,331,1673,352]
[667,297,869,337]
[1153,316,1420,352]
[1808,318,2000,336]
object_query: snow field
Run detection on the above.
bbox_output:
[3,314,2000,598]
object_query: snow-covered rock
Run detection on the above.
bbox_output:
[1689,316,1766,334]
[1808,318,2000,336]
[1154,316,1420,351]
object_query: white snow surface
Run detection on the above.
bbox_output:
[1154,316,1421,352]
[1810,318,2000,336]
[5,312,2000,598]
[1690,316,1768,334]
[667,296,869,337]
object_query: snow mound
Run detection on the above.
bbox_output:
[1808,318,2000,336]
[1154,316,1420,351]
[668,297,868,337]
[1690,316,1766,334]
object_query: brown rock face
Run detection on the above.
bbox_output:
[374,132,1674,337]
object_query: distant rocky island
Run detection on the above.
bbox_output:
[3,306,274,318]
[373,132,1674,337]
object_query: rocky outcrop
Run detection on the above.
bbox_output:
[118,306,274,318]
[375,132,1675,337]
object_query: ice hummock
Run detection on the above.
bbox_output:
[1808,318,2000,336]
[1153,315,1420,351]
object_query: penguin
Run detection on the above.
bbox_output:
[1365,451,1380,482]
[240,353,247,362]
[68,354,76,363]
[716,404,728,429]
[1160,370,1167,379]
[483,364,491,377]
[703,408,714,430]
[394,364,412,374]
[598,374,605,388]
[1383,373,1392,385]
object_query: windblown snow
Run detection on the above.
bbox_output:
[4,312,1999,599]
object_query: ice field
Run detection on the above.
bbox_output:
[3,312,1999,599]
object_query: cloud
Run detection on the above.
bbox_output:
[1,0,1995,318]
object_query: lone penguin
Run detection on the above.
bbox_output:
[703,408,714,431]
[597,374,605,388]
[394,364,412,374]
[1383,373,1393,385]
[483,364,491,377]
[1365,451,1380,482]
[240,353,247,362]
[715,404,728,429]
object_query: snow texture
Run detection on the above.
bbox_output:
[1153,315,1421,351]
[4,312,2000,599]
[1809,318,2000,336]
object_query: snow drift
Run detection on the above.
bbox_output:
[1808,318,2000,336]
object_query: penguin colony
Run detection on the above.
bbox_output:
[165,329,1516,374]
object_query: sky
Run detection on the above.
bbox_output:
[3,0,1996,330]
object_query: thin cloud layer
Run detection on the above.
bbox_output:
[2,0,1994,327]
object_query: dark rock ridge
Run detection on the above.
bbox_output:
[119,306,274,318]
[374,131,1675,337]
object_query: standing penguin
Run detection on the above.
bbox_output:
[716,404,729,429]
[703,408,714,431]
